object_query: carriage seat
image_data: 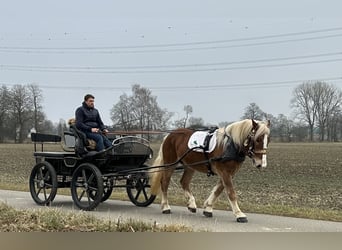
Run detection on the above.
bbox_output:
[67,118,100,158]
[68,118,96,150]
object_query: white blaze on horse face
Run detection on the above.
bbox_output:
[261,134,268,168]
[261,154,267,168]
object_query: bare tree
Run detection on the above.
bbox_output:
[241,103,265,120]
[27,84,44,132]
[313,82,341,141]
[0,85,10,142]
[110,84,171,132]
[9,85,32,142]
[183,105,193,128]
[188,116,204,128]
[292,81,342,141]
[110,93,135,130]
[291,82,317,141]
[327,107,342,141]
[274,114,294,142]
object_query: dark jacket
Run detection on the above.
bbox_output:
[75,102,106,132]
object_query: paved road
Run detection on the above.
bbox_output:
[0,189,341,232]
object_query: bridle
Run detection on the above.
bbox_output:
[243,127,268,158]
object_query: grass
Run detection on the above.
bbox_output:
[0,202,192,232]
[0,142,341,224]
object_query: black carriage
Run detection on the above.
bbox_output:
[29,127,156,211]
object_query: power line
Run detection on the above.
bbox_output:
[1,27,342,54]
[2,77,341,91]
[1,58,342,74]
[1,51,341,70]
[1,33,342,54]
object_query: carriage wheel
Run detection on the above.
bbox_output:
[29,161,58,206]
[71,163,103,211]
[126,171,156,207]
[89,180,113,203]
[100,184,113,202]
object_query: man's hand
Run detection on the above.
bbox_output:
[91,128,100,133]
[102,129,109,135]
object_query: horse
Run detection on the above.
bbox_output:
[150,119,270,223]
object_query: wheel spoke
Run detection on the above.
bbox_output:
[39,168,44,180]
[88,173,95,184]
[44,171,51,181]
[43,187,47,200]
[78,190,85,200]
[82,170,87,182]
[45,183,53,188]
[88,186,98,192]
[134,188,142,200]
[37,187,43,196]
[33,178,41,184]
[142,188,148,200]
[86,191,91,205]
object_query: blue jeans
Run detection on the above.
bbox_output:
[85,132,112,151]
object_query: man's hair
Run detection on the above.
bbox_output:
[84,94,95,101]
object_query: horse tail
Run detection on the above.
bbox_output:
[150,135,167,196]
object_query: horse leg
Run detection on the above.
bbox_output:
[160,169,174,214]
[180,168,197,213]
[221,173,248,223]
[203,179,224,217]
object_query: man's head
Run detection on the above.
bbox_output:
[84,94,95,108]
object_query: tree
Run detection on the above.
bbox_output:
[292,81,342,141]
[241,103,265,120]
[110,93,135,130]
[183,105,193,128]
[188,117,204,129]
[291,82,317,141]
[110,84,171,132]
[313,82,341,141]
[0,85,10,142]
[273,114,294,142]
[27,84,44,132]
[9,85,32,142]
[327,107,342,141]
[172,105,193,128]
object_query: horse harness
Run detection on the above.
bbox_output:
[206,125,267,176]
[185,124,268,177]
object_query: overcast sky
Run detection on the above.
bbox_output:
[1,0,342,126]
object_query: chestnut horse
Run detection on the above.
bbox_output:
[150,119,270,223]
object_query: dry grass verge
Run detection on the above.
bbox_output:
[0,202,192,232]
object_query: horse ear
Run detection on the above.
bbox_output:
[251,119,258,129]
[266,120,271,128]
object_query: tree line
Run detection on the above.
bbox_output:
[240,81,342,142]
[0,84,59,143]
[0,82,341,143]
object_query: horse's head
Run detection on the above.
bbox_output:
[243,119,270,168]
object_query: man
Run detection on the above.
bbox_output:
[75,94,112,151]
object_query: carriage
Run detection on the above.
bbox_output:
[29,118,271,223]
[29,125,156,211]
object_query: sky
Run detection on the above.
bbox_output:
[1,0,342,126]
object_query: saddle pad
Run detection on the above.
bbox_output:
[187,130,217,153]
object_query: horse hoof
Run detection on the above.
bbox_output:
[236,217,248,223]
[188,207,197,213]
[162,209,171,214]
[203,211,213,218]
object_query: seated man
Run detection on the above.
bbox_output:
[75,94,112,152]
